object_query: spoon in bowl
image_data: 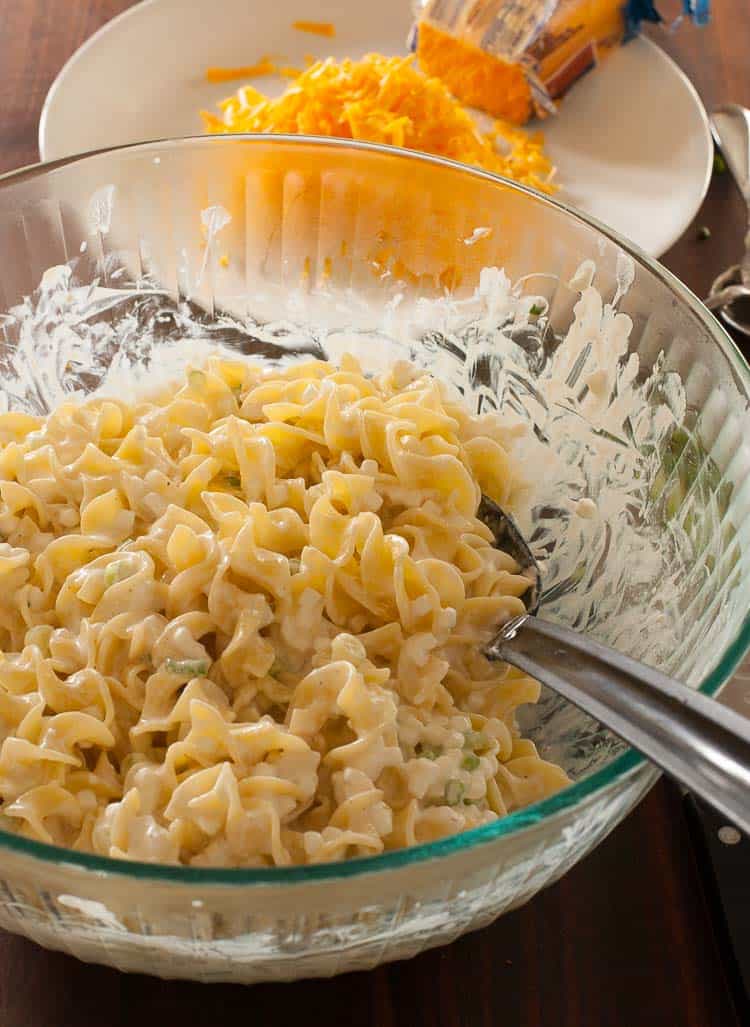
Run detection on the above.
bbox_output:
[478,495,750,834]
[705,105,750,336]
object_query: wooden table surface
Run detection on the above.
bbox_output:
[0,2,748,1025]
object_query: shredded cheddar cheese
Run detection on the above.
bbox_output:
[417,21,533,125]
[202,53,556,194]
[292,20,336,37]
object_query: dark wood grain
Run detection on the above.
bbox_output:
[0,2,748,1025]
[655,14,750,306]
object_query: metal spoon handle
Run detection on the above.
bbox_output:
[711,105,750,284]
[488,616,750,835]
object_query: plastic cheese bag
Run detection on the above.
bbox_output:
[411,0,711,124]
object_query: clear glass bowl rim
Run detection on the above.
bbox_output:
[0,133,748,886]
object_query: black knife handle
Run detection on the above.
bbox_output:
[684,793,750,1022]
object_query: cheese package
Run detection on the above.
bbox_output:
[412,1,711,124]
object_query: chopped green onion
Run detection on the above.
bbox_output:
[713,152,727,174]
[444,779,465,806]
[696,225,711,241]
[225,474,242,488]
[104,561,124,588]
[718,479,734,518]
[163,658,209,677]
[529,302,545,316]
[416,743,442,760]
[270,657,287,677]
[463,730,487,751]
[461,753,480,771]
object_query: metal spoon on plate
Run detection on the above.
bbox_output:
[478,495,750,834]
[705,104,750,336]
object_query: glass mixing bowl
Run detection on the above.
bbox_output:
[0,136,749,983]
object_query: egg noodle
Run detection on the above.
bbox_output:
[0,355,568,866]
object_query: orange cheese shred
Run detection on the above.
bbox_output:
[292,20,336,37]
[205,57,278,82]
[202,53,556,194]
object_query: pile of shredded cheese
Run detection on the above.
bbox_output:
[202,54,556,194]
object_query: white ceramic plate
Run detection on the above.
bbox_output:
[39,0,712,256]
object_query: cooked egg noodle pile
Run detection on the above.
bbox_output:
[0,356,568,865]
